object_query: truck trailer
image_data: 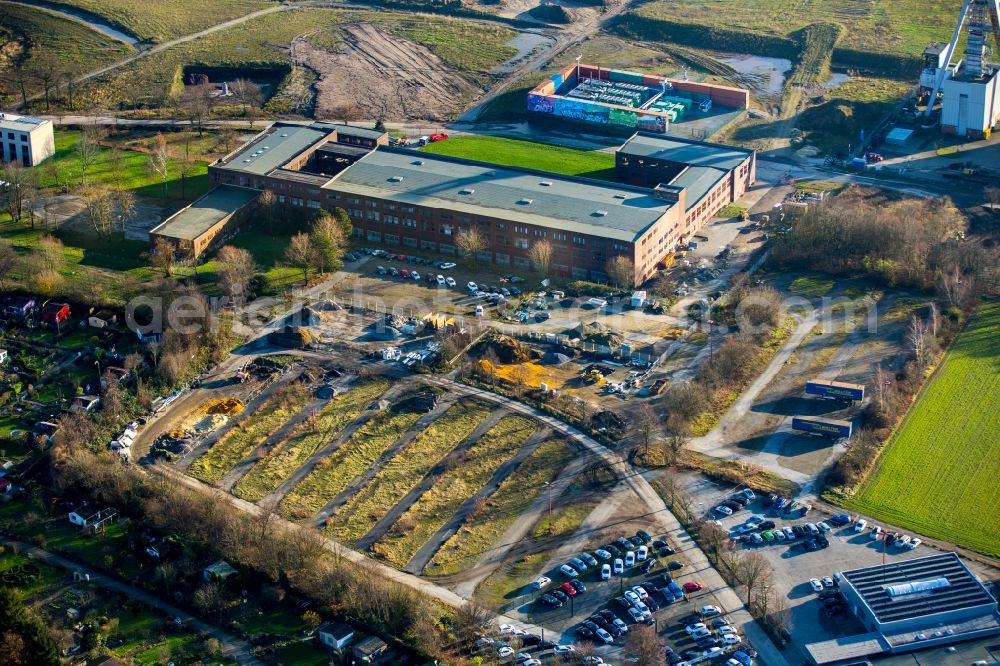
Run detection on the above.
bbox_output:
[792,416,853,438]
[805,379,865,402]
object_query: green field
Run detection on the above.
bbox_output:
[0,4,134,101]
[42,130,209,202]
[421,136,617,180]
[843,301,1000,556]
[628,0,960,58]
[79,8,519,110]
[53,0,271,43]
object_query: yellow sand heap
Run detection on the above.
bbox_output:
[201,398,245,416]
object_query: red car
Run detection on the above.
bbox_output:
[429,132,449,142]
[560,582,577,597]
[683,581,704,593]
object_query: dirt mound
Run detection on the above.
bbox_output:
[202,398,244,416]
[481,332,539,363]
[269,326,314,349]
[529,3,574,23]
[193,413,228,433]
[296,22,478,122]
[572,321,625,348]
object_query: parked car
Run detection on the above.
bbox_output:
[854,518,868,532]
[613,558,624,574]
[908,538,922,550]
[828,513,851,526]
[540,593,562,607]
[532,576,551,589]
[594,548,612,561]
[683,581,704,593]
[601,564,611,580]
[570,579,587,593]
[559,564,578,578]
[700,605,722,617]
[625,551,636,567]
[809,578,824,592]
[595,628,614,645]
[715,505,733,516]
[560,582,577,597]
[895,535,912,548]
[822,576,836,588]
[580,552,599,568]
[668,560,684,570]
[637,545,649,561]
[467,281,479,292]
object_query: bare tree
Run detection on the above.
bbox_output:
[82,187,116,237]
[149,237,175,276]
[938,267,974,310]
[0,161,38,224]
[76,127,104,187]
[527,239,553,275]
[606,255,635,288]
[456,226,488,258]
[230,78,263,116]
[116,188,137,238]
[147,133,172,203]
[216,245,258,301]
[622,624,665,666]
[31,52,62,112]
[180,83,215,136]
[258,189,278,235]
[284,232,318,281]
[906,315,931,369]
[734,551,771,602]
[636,402,657,455]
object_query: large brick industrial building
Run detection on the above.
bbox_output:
[151,122,754,286]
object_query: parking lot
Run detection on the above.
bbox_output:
[677,471,1000,664]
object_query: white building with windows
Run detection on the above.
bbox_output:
[0,112,55,166]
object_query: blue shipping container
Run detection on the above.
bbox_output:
[806,379,865,402]
[793,416,852,438]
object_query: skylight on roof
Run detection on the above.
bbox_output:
[412,160,424,166]
[459,188,475,195]
[388,176,404,183]
[593,210,609,217]
[614,194,627,199]
[539,181,552,187]
[517,198,533,205]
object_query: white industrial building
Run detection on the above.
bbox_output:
[0,112,55,166]
[921,0,1000,138]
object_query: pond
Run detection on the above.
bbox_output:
[718,54,793,95]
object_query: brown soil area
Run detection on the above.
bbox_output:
[295,22,478,122]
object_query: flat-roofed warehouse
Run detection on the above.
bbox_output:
[805,553,1000,665]
[149,186,260,256]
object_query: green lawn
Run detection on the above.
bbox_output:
[789,275,836,298]
[843,301,1000,556]
[372,415,538,568]
[41,130,209,203]
[325,401,492,543]
[426,438,572,576]
[233,378,390,502]
[420,136,617,181]
[269,641,330,666]
[53,0,271,43]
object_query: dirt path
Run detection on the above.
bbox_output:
[449,453,590,598]
[252,381,413,512]
[6,540,265,665]
[217,395,331,493]
[352,408,511,550]
[404,427,552,575]
[304,391,462,519]
[296,22,478,122]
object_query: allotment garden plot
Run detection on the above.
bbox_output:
[180,364,571,577]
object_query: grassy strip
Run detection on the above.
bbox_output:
[425,438,572,576]
[324,401,493,542]
[421,136,617,181]
[788,275,836,297]
[372,416,537,568]
[54,0,270,42]
[279,396,434,521]
[689,320,795,436]
[2,4,133,99]
[474,550,551,608]
[189,383,310,484]
[531,496,598,540]
[837,301,1000,557]
[233,378,390,502]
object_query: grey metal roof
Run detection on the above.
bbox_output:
[337,126,388,140]
[619,132,754,171]
[804,633,887,664]
[215,124,330,176]
[0,112,50,133]
[324,147,674,241]
[668,166,727,211]
[151,186,258,241]
[840,553,996,625]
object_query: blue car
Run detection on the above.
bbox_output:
[773,496,787,510]
[732,651,753,666]
[828,513,851,527]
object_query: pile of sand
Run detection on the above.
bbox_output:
[202,398,244,416]
[193,413,228,433]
